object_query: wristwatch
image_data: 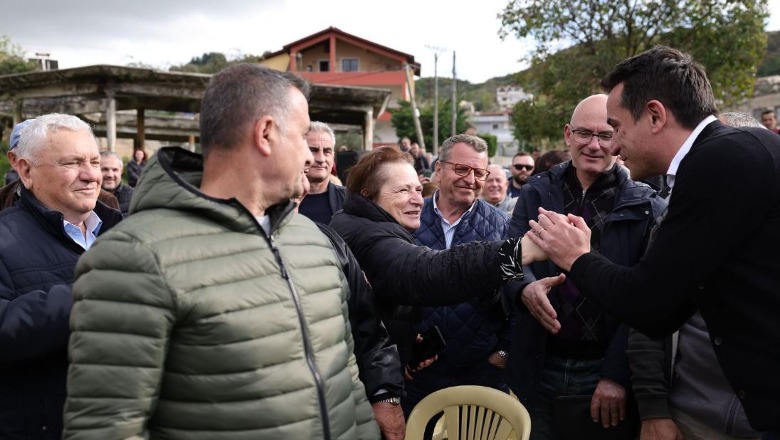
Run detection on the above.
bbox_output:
[378,396,401,406]
[497,350,509,362]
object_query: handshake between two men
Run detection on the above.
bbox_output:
[521,207,593,334]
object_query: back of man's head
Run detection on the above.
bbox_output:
[601,45,717,129]
[16,114,92,164]
[199,64,311,157]
[720,112,764,129]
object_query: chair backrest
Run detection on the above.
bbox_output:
[405,385,531,440]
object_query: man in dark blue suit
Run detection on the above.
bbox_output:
[528,46,780,439]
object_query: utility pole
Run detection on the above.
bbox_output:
[451,51,457,136]
[426,45,445,156]
[404,63,426,153]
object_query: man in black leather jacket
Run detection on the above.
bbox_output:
[295,175,406,439]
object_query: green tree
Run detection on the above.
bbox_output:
[757,31,780,77]
[477,132,498,157]
[510,96,568,146]
[416,77,508,112]
[499,0,768,137]
[390,100,470,152]
[0,141,10,179]
[169,52,263,74]
[0,35,37,75]
[169,52,229,74]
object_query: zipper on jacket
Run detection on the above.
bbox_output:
[268,235,332,440]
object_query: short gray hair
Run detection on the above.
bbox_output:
[100,151,124,168]
[719,112,765,129]
[308,121,335,145]
[16,114,93,165]
[438,134,488,162]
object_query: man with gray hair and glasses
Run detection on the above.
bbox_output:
[407,134,515,417]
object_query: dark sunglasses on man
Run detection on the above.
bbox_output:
[513,164,534,171]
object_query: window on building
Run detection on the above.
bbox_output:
[492,124,499,130]
[342,58,359,72]
[319,60,329,72]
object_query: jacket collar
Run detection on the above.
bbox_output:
[17,185,123,247]
[530,160,654,208]
[342,191,415,242]
[138,146,295,235]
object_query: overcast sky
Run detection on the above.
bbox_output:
[3,0,779,84]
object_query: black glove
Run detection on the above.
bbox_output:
[497,237,524,281]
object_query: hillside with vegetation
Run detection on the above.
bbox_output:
[758,30,780,77]
[415,31,780,113]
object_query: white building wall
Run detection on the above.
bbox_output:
[496,85,533,110]
[468,111,517,155]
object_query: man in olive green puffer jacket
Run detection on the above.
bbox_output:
[63,64,379,440]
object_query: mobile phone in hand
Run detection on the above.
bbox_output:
[408,325,447,367]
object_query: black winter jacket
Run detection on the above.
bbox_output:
[0,187,122,439]
[505,162,666,404]
[316,223,405,401]
[112,183,134,216]
[329,192,513,365]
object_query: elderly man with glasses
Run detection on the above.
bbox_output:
[504,94,666,440]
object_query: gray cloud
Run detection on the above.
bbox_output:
[2,0,275,49]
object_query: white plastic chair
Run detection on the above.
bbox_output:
[405,385,531,440]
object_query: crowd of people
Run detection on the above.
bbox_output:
[2,46,780,440]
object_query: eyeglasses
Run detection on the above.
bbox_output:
[570,127,613,147]
[440,161,490,181]
[513,164,534,171]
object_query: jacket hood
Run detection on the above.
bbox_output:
[130,146,295,233]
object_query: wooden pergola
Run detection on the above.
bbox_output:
[0,65,391,150]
